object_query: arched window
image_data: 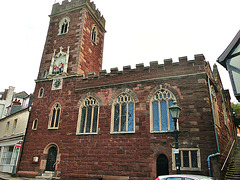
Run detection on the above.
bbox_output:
[150,88,176,132]
[43,70,47,78]
[49,103,61,129]
[91,25,98,44]
[111,93,135,133]
[58,17,70,35]
[38,88,44,98]
[77,96,99,134]
[32,119,38,130]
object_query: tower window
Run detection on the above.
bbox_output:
[58,17,70,35]
[49,103,61,129]
[43,70,47,78]
[39,88,44,98]
[91,25,98,45]
[32,119,38,130]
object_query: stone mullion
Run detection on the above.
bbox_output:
[189,151,192,168]
[126,103,129,132]
[158,101,161,131]
[119,103,122,132]
[84,106,88,133]
[167,100,170,130]
[90,105,94,133]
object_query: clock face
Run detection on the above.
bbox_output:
[52,79,62,90]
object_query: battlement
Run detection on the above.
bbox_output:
[76,54,206,80]
[51,0,105,28]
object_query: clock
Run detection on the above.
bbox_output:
[52,79,62,90]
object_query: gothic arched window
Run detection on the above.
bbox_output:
[150,88,176,132]
[38,88,44,98]
[49,103,61,129]
[91,25,98,44]
[77,96,99,134]
[111,93,135,133]
[58,17,70,35]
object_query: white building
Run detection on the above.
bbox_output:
[0,90,32,174]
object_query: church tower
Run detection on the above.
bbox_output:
[37,0,106,89]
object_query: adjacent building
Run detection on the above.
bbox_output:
[17,0,237,179]
[218,30,240,102]
[0,89,32,174]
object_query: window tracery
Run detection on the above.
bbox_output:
[150,88,176,132]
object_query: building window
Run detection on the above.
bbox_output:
[221,91,229,128]
[5,122,10,136]
[150,88,176,132]
[32,119,38,130]
[58,17,70,35]
[111,93,135,133]
[39,88,44,98]
[91,25,98,45]
[48,103,61,129]
[211,85,220,126]
[1,146,14,164]
[12,119,17,134]
[172,148,201,171]
[43,70,47,78]
[77,96,99,134]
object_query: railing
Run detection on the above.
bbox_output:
[221,140,236,171]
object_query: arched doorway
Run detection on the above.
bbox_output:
[156,154,169,176]
[45,146,57,171]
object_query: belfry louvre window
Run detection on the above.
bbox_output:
[150,89,175,132]
[77,97,99,134]
[111,93,134,133]
[49,103,61,129]
[58,17,70,35]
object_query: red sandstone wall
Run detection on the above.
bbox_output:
[19,56,231,179]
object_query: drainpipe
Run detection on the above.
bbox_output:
[207,77,220,177]
[207,153,220,177]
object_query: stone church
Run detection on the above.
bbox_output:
[17,0,237,179]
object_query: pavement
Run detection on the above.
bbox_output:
[0,172,34,180]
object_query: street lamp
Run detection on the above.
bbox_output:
[169,101,182,174]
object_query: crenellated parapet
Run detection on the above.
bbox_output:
[51,0,105,29]
[76,54,206,80]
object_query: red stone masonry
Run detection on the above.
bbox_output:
[18,0,237,179]
[19,54,236,179]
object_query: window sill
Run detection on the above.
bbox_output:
[48,127,59,130]
[172,167,201,171]
[76,132,98,136]
[150,130,175,134]
[110,131,135,135]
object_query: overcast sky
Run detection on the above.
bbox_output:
[0,0,239,103]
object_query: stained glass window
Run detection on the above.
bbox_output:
[78,97,99,134]
[151,89,175,132]
[112,93,135,133]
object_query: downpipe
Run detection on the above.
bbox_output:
[207,77,220,177]
[207,153,220,177]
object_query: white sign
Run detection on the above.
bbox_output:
[173,149,179,154]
